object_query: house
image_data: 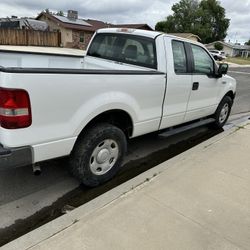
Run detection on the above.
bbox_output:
[206,41,250,57]
[37,10,153,50]
[0,16,48,31]
[36,10,99,49]
[169,33,201,42]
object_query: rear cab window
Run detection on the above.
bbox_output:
[172,40,188,73]
[87,33,157,69]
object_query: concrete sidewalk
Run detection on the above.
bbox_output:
[3,122,250,250]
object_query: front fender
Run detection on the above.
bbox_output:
[217,75,237,103]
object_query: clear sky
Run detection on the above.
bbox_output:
[0,0,249,44]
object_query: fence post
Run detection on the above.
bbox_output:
[58,31,61,47]
[25,30,29,45]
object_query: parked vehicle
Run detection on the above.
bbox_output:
[0,28,236,186]
[208,49,226,61]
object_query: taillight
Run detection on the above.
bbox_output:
[0,88,32,129]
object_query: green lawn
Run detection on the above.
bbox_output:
[225,57,250,65]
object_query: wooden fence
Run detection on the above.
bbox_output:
[0,29,61,47]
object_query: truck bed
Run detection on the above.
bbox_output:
[0,46,85,69]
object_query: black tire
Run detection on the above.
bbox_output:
[214,55,218,61]
[212,96,232,129]
[69,123,127,187]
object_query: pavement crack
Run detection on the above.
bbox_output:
[26,220,79,250]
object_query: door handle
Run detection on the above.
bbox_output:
[192,82,199,90]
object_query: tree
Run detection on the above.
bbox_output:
[43,9,65,16]
[171,0,200,33]
[214,42,223,50]
[199,0,230,43]
[56,10,65,16]
[245,39,250,46]
[44,8,50,14]
[155,0,230,43]
[155,16,175,33]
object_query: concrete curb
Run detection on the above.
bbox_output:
[2,117,250,250]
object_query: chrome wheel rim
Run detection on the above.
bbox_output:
[90,139,119,175]
[219,103,229,124]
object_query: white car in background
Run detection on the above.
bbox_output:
[208,50,226,61]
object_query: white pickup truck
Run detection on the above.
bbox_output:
[0,28,236,186]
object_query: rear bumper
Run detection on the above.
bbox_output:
[0,144,33,170]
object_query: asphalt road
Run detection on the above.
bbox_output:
[0,66,250,245]
[229,67,250,115]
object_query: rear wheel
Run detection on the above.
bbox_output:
[70,123,127,187]
[212,96,232,129]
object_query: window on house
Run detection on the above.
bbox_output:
[80,33,84,43]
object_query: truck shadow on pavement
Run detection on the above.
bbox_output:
[0,126,223,247]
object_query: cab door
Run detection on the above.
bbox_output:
[184,44,222,122]
[159,38,192,129]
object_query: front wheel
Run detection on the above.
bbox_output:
[212,96,232,129]
[69,123,127,187]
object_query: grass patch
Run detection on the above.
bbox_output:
[225,57,250,65]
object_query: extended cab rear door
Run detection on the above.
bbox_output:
[159,38,192,129]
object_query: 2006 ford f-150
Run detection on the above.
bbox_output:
[0,28,236,186]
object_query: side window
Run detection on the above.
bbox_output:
[172,40,187,73]
[191,44,214,74]
[79,32,84,43]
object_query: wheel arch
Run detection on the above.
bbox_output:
[216,90,235,113]
[78,109,134,140]
[224,90,235,101]
[211,93,233,129]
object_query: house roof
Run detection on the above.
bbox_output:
[169,33,201,41]
[206,41,250,51]
[53,15,92,27]
[36,12,153,32]
[85,19,111,29]
[36,12,98,32]
[111,24,153,30]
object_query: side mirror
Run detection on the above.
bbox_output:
[217,63,229,77]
